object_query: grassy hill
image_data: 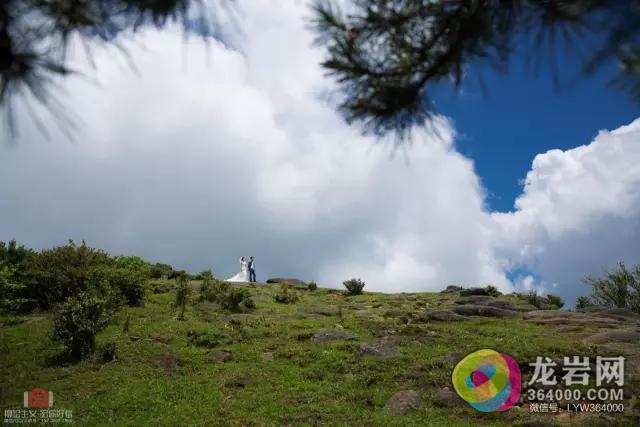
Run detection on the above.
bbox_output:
[1,281,639,426]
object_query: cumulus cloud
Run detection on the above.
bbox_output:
[1,0,638,303]
[492,119,640,302]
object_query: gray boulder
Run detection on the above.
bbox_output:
[425,310,468,321]
[385,390,421,415]
[357,340,398,358]
[460,287,489,296]
[454,295,496,305]
[452,305,520,318]
[311,330,358,342]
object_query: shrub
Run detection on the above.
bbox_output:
[576,296,594,309]
[187,330,225,348]
[219,288,255,312]
[546,294,565,309]
[174,274,190,320]
[0,264,36,313]
[195,270,214,281]
[199,275,218,302]
[97,342,117,363]
[343,278,365,295]
[52,292,113,360]
[150,263,174,279]
[584,262,640,313]
[484,285,501,297]
[526,291,542,309]
[307,281,318,291]
[93,267,147,307]
[274,284,299,304]
[21,240,114,309]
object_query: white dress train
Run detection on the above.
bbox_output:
[226,258,248,282]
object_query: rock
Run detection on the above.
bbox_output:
[302,307,339,317]
[460,287,489,296]
[266,278,306,287]
[129,335,142,341]
[261,352,274,361]
[512,304,539,312]
[224,375,253,388]
[311,330,358,342]
[218,313,256,324]
[452,305,520,318]
[148,353,182,371]
[487,300,518,310]
[424,310,467,321]
[432,388,459,408]
[357,340,398,358]
[454,295,496,305]
[585,329,640,344]
[523,310,621,326]
[206,350,231,363]
[439,352,464,364]
[149,333,172,344]
[596,308,640,321]
[385,390,421,415]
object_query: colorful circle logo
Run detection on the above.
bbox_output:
[452,349,521,412]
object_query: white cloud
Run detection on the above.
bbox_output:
[492,119,640,302]
[1,0,639,304]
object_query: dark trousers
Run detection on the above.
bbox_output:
[249,268,256,282]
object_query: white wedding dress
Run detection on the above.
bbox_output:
[226,258,249,282]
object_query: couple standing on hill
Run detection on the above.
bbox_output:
[227,256,256,283]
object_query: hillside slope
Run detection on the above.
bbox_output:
[1,282,639,426]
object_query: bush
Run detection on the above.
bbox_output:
[187,330,225,348]
[52,292,113,360]
[343,278,365,295]
[307,281,318,291]
[526,291,542,309]
[0,264,36,313]
[97,342,117,363]
[274,284,299,304]
[21,240,114,309]
[150,263,174,279]
[174,274,190,320]
[219,288,255,312]
[195,270,214,281]
[546,294,565,309]
[576,296,594,309]
[484,285,501,297]
[199,274,218,302]
[93,267,147,307]
[584,262,640,313]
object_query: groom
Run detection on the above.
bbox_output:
[248,256,256,283]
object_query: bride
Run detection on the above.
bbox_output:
[226,256,248,282]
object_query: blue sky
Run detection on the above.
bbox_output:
[432,45,640,213]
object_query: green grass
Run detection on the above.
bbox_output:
[0,282,629,426]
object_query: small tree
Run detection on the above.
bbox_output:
[219,288,255,312]
[576,296,594,309]
[52,292,112,360]
[546,294,565,309]
[584,262,640,313]
[343,278,365,295]
[484,285,501,297]
[174,274,190,320]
